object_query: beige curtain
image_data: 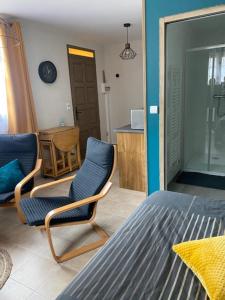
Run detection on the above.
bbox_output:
[0,21,38,133]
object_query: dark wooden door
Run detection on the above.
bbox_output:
[68,48,101,158]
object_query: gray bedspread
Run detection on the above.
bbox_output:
[57,191,225,300]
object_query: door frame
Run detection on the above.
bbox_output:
[159,4,225,190]
[142,0,148,195]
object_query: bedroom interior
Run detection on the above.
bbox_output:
[1,0,225,300]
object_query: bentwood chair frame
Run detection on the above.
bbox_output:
[19,144,117,263]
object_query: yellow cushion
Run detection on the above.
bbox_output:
[172,235,225,300]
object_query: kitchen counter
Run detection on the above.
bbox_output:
[114,124,146,192]
[113,124,144,133]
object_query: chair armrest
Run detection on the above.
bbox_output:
[15,159,42,205]
[45,181,112,228]
[30,175,76,197]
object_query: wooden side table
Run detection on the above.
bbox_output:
[39,126,81,178]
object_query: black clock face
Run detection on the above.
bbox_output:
[38,61,57,83]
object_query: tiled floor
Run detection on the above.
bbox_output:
[169,182,225,200]
[0,172,146,300]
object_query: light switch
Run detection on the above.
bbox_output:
[66,103,71,111]
[149,105,159,114]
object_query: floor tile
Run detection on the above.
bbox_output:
[37,266,77,299]
[0,172,146,299]
[0,278,34,300]
[26,291,47,300]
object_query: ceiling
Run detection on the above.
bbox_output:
[0,0,142,44]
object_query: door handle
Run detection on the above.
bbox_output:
[75,107,82,120]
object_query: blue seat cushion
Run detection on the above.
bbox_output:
[20,197,92,226]
[0,191,15,204]
[0,134,37,175]
[0,134,38,192]
[69,138,114,216]
[0,159,25,193]
[0,186,36,204]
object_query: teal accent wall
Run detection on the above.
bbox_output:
[145,0,225,194]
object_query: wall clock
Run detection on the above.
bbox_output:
[38,61,57,83]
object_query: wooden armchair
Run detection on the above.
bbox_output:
[19,137,117,263]
[0,134,42,221]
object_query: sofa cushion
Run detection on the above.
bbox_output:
[173,235,225,300]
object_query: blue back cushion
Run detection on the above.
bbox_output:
[0,159,25,193]
[0,134,37,192]
[69,137,114,217]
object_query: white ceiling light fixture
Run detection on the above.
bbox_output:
[120,23,136,60]
[0,17,20,48]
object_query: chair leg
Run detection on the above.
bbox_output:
[16,206,27,224]
[45,222,109,263]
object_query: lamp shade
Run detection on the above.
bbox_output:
[120,23,136,60]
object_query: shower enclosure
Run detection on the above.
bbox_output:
[184,45,225,175]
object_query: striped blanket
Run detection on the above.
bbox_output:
[57,191,225,300]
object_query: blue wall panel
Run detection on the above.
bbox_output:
[145,0,225,194]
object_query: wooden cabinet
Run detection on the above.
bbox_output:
[116,129,146,192]
[39,126,81,178]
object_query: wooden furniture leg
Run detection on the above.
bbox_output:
[45,221,109,263]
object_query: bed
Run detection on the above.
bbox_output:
[57,191,225,300]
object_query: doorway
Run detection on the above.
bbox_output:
[67,45,101,158]
[184,45,225,175]
[160,5,225,193]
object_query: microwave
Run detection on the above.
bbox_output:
[131,109,144,130]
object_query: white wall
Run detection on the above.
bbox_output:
[103,40,143,143]
[21,20,143,143]
[21,19,107,140]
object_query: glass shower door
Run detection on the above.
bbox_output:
[184,46,225,175]
[209,47,225,174]
[184,49,211,172]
